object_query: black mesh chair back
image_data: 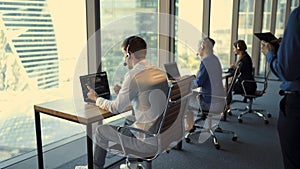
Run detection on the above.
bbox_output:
[108,75,194,169]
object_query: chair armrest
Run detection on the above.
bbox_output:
[241,80,262,96]
[194,91,226,99]
[117,126,157,137]
[241,80,254,95]
[241,79,256,84]
[114,125,159,159]
[242,79,266,84]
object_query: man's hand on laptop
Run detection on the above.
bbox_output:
[86,85,98,101]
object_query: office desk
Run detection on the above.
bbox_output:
[34,98,115,169]
[222,72,233,121]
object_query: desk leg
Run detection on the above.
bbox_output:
[223,77,230,121]
[87,124,93,169]
[34,110,44,169]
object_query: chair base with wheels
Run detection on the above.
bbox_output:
[232,98,271,124]
[231,69,272,125]
[185,111,237,150]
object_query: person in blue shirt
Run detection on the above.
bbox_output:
[193,37,225,114]
[261,6,300,169]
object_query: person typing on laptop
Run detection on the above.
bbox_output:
[82,36,169,169]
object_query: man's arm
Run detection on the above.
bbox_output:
[262,7,300,81]
[87,73,133,114]
[193,62,208,87]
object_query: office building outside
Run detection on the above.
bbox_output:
[0,0,59,90]
[0,0,60,162]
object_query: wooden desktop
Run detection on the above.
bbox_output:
[34,98,117,169]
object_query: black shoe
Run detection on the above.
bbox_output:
[200,113,207,120]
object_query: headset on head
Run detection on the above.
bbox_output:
[123,44,130,66]
[126,44,131,59]
[126,36,138,59]
[236,40,247,51]
[123,37,136,66]
[237,43,240,50]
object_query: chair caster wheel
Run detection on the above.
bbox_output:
[232,136,238,141]
[189,126,196,133]
[265,120,269,125]
[185,137,191,143]
[267,114,272,118]
[214,143,220,150]
[173,141,182,150]
[238,118,243,123]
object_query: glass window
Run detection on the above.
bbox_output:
[275,0,286,37]
[0,0,86,163]
[259,0,273,74]
[238,0,255,58]
[210,0,233,67]
[174,0,203,76]
[99,0,159,91]
[262,0,272,32]
[291,0,299,12]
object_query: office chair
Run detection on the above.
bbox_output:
[184,66,240,150]
[232,69,272,124]
[107,75,194,169]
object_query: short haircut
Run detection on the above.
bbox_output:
[200,37,215,51]
[233,40,247,51]
[204,37,215,47]
[121,36,147,59]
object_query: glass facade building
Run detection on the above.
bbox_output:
[0,0,59,90]
[0,0,86,163]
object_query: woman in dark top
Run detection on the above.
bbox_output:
[230,40,257,95]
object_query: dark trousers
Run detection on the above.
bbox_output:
[278,95,300,169]
[93,125,137,169]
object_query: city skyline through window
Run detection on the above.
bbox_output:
[0,0,87,162]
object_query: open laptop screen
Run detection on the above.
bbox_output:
[79,72,111,103]
[164,62,181,80]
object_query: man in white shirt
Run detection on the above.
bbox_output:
[86,36,169,169]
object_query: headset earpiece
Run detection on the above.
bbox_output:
[237,43,240,50]
[126,44,131,59]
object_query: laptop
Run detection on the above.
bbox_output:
[222,66,230,73]
[164,62,181,81]
[79,72,112,103]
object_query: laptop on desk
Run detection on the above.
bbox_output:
[164,62,181,81]
[79,72,113,103]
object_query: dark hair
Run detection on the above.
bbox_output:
[121,36,147,59]
[233,40,247,51]
[204,37,215,47]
